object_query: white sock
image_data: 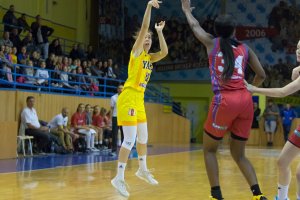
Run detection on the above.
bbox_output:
[138,155,147,171]
[116,162,127,181]
[99,140,103,145]
[278,184,289,200]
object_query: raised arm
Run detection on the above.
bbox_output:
[245,76,300,98]
[248,47,266,86]
[150,21,168,63]
[181,0,213,48]
[132,0,161,56]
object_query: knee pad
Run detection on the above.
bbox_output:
[121,126,137,150]
[137,123,148,144]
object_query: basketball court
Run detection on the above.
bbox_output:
[0,145,297,200]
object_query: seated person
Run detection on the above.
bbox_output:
[92,105,104,148]
[35,60,49,89]
[21,96,58,153]
[48,107,79,152]
[71,103,98,152]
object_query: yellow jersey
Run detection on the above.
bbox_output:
[124,50,153,93]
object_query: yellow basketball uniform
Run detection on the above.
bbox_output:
[117,50,153,126]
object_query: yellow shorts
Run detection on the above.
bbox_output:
[117,87,147,126]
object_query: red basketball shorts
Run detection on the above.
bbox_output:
[204,89,254,140]
[288,126,300,148]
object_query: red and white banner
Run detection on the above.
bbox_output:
[235,26,279,41]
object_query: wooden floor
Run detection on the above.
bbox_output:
[1,147,300,200]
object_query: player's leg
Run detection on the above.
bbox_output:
[203,131,223,200]
[276,136,300,200]
[203,96,231,200]
[111,89,137,197]
[135,97,158,185]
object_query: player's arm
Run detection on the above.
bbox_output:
[245,76,300,97]
[132,0,161,57]
[248,47,266,86]
[181,0,213,48]
[150,21,168,63]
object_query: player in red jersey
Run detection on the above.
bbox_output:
[245,40,300,200]
[182,0,267,200]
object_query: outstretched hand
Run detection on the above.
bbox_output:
[181,0,194,13]
[155,21,165,32]
[148,0,162,9]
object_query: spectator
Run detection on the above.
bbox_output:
[91,60,103,77]
[69,44,80,60]
[46,53,56,70]
[17,46,29,64]
[77,44,86,60]
[31,50,40,67]
[281,103,297,142]
[252,102,261,129]
[23,60,36,85]
[35,60,49,88]
[22,32,36,53]
[102,61,108,77]
[84,104,100,149]
[48,108,77,152]
[0,31,13,47]
[49,38,63,56]
[10,47,18,64]
[17,13,30,34]
[113,63,120,79]
[107,58,116,78]
[263,99,280,146]
[31,15,54,59]
[2,5,18,32]
[70,59,78,71]
[76,66,89,91]
[20,96,57,153]
[10,28,22,50]
[71,103,98,152]
[104,110,113,149]
[0,49,13,83]
[86,45,96,60]
[60,65,78,90]
[68,68,78,87]
[110,84,124,156]
[92,105,104,149]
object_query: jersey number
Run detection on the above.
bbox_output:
[217,55,244,78]
[145,73,150,82]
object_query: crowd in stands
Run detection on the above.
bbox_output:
[20,96,117,154]
[124,9,216,66]
[268,1,300,52]
[0,5,121,95]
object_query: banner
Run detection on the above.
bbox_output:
[235,26,279,41]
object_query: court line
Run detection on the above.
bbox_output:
[0,149,202,175]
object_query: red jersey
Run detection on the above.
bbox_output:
[208,38,249,94]
[92,114,104,128]
[71,112,86,127]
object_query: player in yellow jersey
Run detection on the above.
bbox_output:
[111,0,168,197]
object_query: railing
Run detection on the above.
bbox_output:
[0,63,182,110]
